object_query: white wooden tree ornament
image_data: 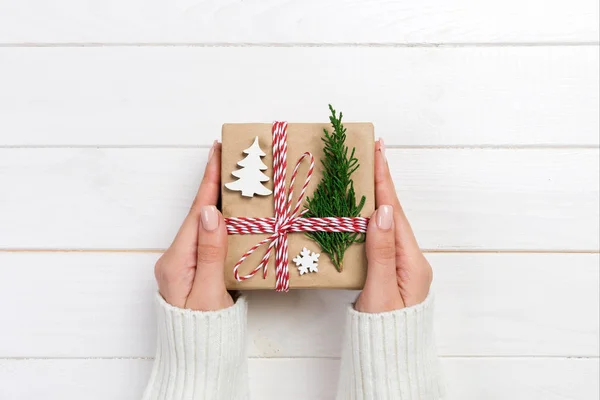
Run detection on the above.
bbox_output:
[225,136,273,197]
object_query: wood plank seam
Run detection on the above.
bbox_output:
[0,356,598,360]
[0,42,599,48]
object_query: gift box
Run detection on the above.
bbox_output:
[221,115,375,291]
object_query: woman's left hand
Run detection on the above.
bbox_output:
[154,141,233,311]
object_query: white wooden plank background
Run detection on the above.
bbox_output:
[0,253,597,358]
[0,148,597,251]
[1,1,598,398]
[0,358,597,400]
[0,0,598,44]
[0,47,598,146]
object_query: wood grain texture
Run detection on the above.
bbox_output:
[0,46,598,146]
[0,148,597,251]
[0,358,597,400]
[1,1,598,398]
[0,0,597,44]
[0,253,597,358]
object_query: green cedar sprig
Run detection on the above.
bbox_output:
[304,105,366,272]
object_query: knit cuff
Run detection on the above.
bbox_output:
[142,293,249,400]
[336,293,444,399]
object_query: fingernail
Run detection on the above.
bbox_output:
[207,140,218,162]
[379,138,387,162]
[376,205,393,230]
[200,205,219,231]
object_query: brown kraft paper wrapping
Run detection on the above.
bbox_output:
[221,123,375,290]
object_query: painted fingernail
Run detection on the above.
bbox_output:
[200,205,219,231]
[379,138,387,162]
[207,140,218,162]
[376,205,393,230]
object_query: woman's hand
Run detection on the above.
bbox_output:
[355,139,433,313]
[154,141,233,311]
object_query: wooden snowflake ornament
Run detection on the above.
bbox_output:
[225,136,273,197]
[293,247,320,275]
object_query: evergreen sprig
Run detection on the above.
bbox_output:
[304,105,366,272]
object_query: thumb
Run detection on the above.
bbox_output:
[357,205,404,312]
[186,205,232,311]
[196,205,228,272]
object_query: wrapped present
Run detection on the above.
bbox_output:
[221,108,375,291]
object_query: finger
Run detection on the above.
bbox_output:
[374,139,421,254]
[359,205,404,311]
[195,206,228,278]
[364,205,399,291]
[191,140,222,214]
[186,206,229,309]
[374,139,401,211]
[171,141,222,251]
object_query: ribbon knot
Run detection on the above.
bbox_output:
[225,121,369,292]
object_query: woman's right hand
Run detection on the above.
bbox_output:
[154,141,233,311]
[355,139,433,313]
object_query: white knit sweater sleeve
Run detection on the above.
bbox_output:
[142,294,249,400]
[336,293,445,399]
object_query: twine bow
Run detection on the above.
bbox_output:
[225,121,368,292]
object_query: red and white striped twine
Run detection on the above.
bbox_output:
[225,121,369,292]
